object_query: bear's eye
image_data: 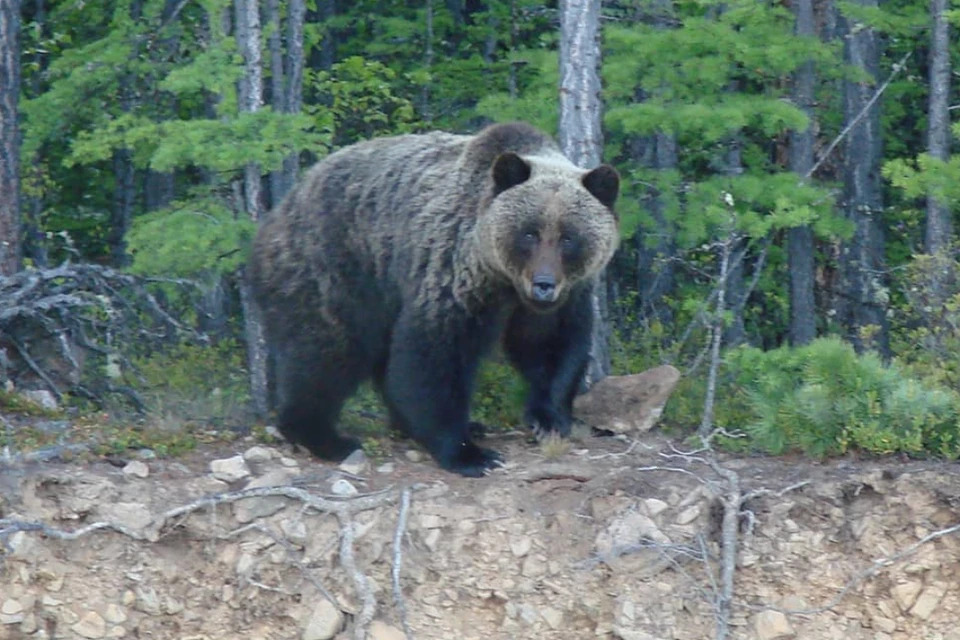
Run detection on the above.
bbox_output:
[560,235,573,247]
[524,231,537,242]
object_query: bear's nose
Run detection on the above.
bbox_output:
[532,275,556,301]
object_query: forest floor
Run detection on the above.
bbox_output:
[3,422,960,640]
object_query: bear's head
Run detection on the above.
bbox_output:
[477,150,620,313]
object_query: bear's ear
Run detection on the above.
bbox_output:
[492,152,532,195]
[582,164,620,210]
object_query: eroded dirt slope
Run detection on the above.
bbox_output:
[2,432,960,640]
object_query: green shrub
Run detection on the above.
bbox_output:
[728,337,960,459]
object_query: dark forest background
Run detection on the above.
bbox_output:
[1,0,960,460]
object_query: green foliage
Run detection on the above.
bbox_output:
[127,340,252,430]
[126,195,257,276]
[890,252,960,389]
[729,338,960,459]
[471,357,528,432]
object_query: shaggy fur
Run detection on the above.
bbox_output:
[248,121,620,477]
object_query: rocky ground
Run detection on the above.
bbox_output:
[2,428,960,640]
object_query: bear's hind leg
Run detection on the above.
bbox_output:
[274,342,363,461]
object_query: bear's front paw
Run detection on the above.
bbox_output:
[526,406,572,439]
[441,440,503,478]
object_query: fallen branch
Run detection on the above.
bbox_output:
[392,488,414,640]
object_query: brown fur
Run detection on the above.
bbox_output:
[248,121,620,476]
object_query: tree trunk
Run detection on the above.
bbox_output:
[0,0,21,276]
[235,0,270,418]
[721,134,747,347]
[266,0,285,208]
[422,0,434,123]
[925,0,951,257]
[280,0,305,200]
[836,0,889,356]
[632,0,677,330]
[788,0,817,346]
[558,0,611,387]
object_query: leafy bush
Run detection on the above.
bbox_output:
[728,337,960,459]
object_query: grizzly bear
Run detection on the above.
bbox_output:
[248,121,620,477]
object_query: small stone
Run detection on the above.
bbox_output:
[419,514,443,529]
[22,389,57,410]
[163,597,184,615]
[135,586,162,616]
[540,607,563,629]
[101,502,153,532]
[302,599,344,640]
[368,620,406,640]
[243,446,274,463]
[210,455,251,483]
[122,461,149,478]
[376,463,395,474]
[72,611,107,639]
[754,610,794,640]
[106,625,126,638]
[644,498,669,517]
[282,519,308,547]
[19,612,37,634]
[0,599,24,625]
[280,456,299,468]
[136,448,157,460]
[521,555,547,578]
[338,450,369,475]
[891,581,923,612]
[121,591,136,607]
[510,536,533,558]
[330,479,358,496]
[234,469,295,523]
[675,505,701,526]
[404,449,425,463]
[103,604,127,625]
[909,585,944,620]
[423,528,442,552]
[872,616,896,633]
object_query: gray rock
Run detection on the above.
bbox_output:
[122,461,149,479]
[302,599,344,640]
[330,478,358,497]
[754,610,794,640]
[22,389,57,411]
[210,455,251,483]
[368,620,406,640]
[234,469,295,523]
[72,611,107,639]
[243,446,275,463]
[338,449,369,475]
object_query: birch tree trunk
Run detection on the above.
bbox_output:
[558,0,611,388]
[0,0,20,276]
[235,0,270,417]
[837,0,889,356]
[281,0,305,198]
[925,0,951,258]
[788,0,817,346]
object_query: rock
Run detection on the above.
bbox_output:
[330,479,358,497]
[22,389,58,411]
[754,610,794,640]
[338,450,369,475]
[510,535,533,558]
[675,505,701,526]
[572,365,681,434]
[368,621,406,640]
[909,584,944,620]
[134,586,162,616]
[210,455,251,483]
[72,611,107,639]
[136,448,157,460]
[891,581,923,612]
[0,599,25,625]
[540,607,563,630]
[103,604,128,625]
[405,449,425,463]
[419,514,443,529]
[302,599,344,640]
[234,469,295,523]
[122,461,149,478]
[100,502,153,532]
[644,498,669,517]
[280,456,300,468]
[376,463,395,474]
[597,509,671,554]
[282,519,309,547]
[243,446,274,463]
